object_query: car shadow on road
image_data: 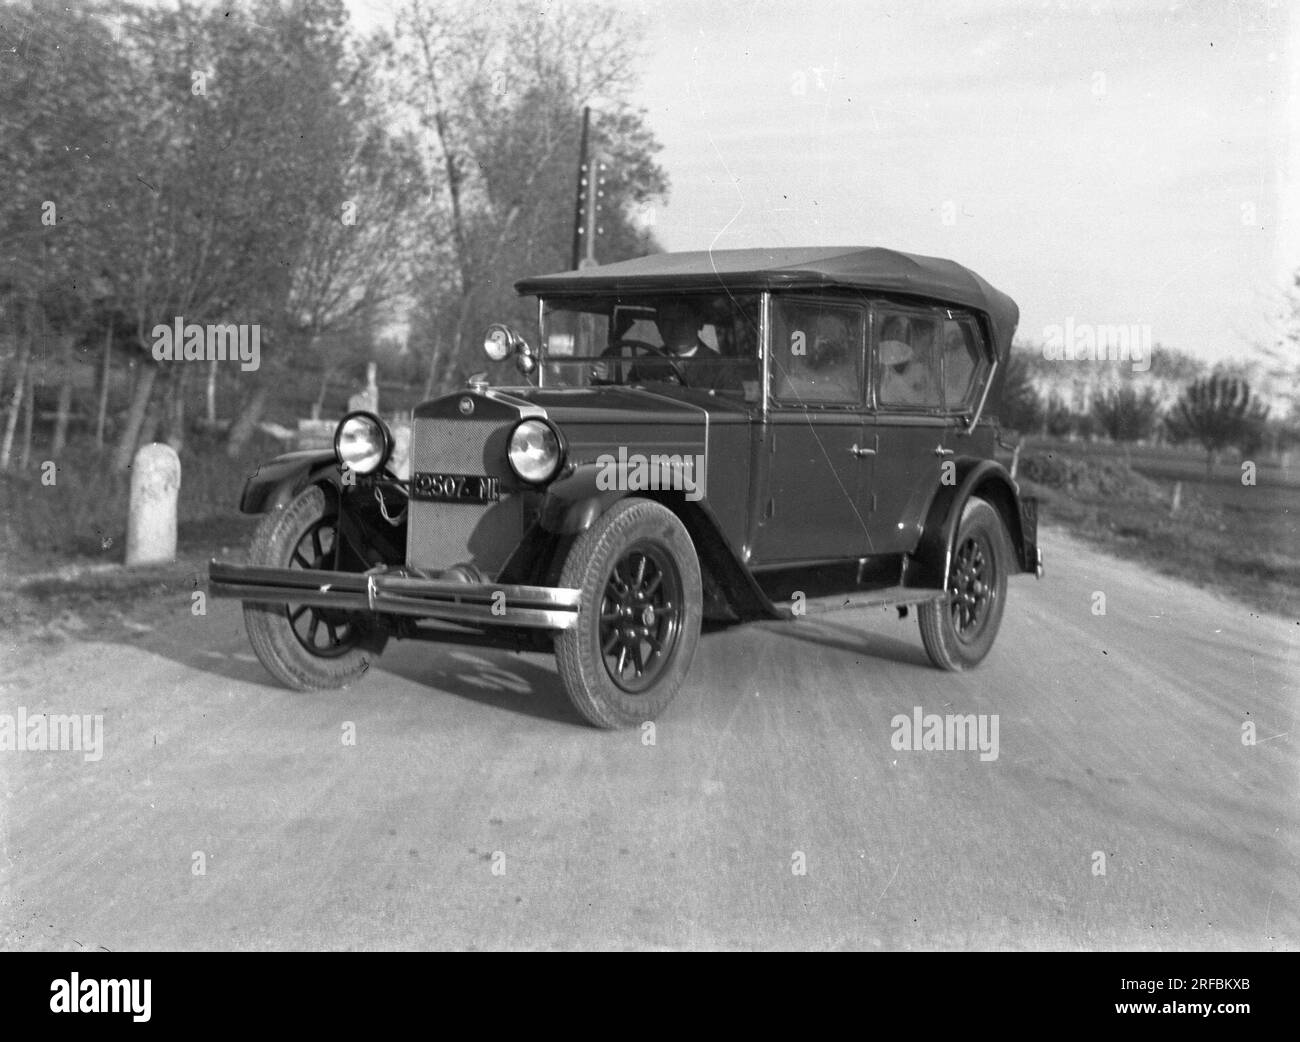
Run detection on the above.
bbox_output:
[379,645,589,727]
[27,594,590,728]
[147,630,590,728]
[742,616,932,668]
[101,608,926,728]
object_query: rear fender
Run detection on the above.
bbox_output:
[908,459,1037,588]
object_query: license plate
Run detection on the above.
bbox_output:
[410,473,501,503]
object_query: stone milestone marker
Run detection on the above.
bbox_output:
[348,362,379,414]
[126,443,181,565]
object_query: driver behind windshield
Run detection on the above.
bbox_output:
[656,300,720,362]
[648,299,747,393]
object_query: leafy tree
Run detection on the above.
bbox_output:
[1165,372,1269,474]
[998,351,1042,434]
[1043,392,1074,438]
[1145,344,1205,383]
[1070,409,1097,441]
[33,0,430,463]
[220,6,428,454]
[1089,385,1161,443]
[0,0,135,469]
[0,0,667,477]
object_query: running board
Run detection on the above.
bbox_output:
[778,586,947,619]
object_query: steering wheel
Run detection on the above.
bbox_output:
[598,338,689,387]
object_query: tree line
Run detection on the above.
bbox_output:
[999,352,1287,474]
[0,0,666,472]
[998,272,1300,472]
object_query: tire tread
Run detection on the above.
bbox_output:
[242,485,385,691]
[554,498,702,728]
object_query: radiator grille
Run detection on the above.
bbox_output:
[409,418,501,474]
[406,417,521,576]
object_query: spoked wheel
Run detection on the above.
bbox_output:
[556,498,702,728]
[918,496,1008,671]
[598,542,685,694]
[949,530,995,639]
[243,485,387,690]
[284,518,362,658]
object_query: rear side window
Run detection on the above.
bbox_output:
[874,307,988,411]
[941,316,984,409]
[876,308,941,409]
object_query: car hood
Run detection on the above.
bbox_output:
[501,384,755,426]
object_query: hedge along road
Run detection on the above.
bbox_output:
[1,525,1295,950]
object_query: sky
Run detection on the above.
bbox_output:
[357,0,1297,366]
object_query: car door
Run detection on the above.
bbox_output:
[864,303,958,554]
[750,296,872,564]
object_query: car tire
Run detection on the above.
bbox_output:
[555,498,703,728]
[243,484,387,690]
[918,495,1008,671]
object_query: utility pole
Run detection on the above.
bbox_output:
[570,107,589,270]
[571,107,608,270]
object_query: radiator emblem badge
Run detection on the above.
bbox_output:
[458,397,475,415]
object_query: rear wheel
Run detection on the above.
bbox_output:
[243,485,387,690]
[555,499,702,728]
[918,496,1008,671]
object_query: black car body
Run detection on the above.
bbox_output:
[210,247,1041,727]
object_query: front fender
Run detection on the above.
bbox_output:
[908,458,1036,588]
[536,462,779,621]
[537,463,629,535]
[238,449,341,514]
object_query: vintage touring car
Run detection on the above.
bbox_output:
[209,247,1042,728]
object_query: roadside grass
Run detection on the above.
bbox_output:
[1010,443,1298,619]
[1,433,264,640]
[0,430,273,564]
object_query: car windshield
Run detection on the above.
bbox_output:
[539,293,762,401]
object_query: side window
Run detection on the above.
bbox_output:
[941,316,984,410]
[876,308,941,409]
[770,299,864,405]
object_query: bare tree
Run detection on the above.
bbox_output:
[392,0,668,395]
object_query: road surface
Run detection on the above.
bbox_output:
[2,526,1296,950]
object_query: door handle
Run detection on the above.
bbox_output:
[849,443,876,458]
[933,446,954,457]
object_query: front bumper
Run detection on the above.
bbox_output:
[208,562,582,631]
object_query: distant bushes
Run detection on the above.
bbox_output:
[1017,450,1222,527]
[1018,452,1163,501]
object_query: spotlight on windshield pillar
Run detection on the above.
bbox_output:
[484,325,513,361]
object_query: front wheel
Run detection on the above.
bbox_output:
[918,496,1008,671]
[242,484,387,690]
[554,499,703,728]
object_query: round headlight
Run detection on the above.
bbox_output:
[507,419,562,484]
[334,412,391,475]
